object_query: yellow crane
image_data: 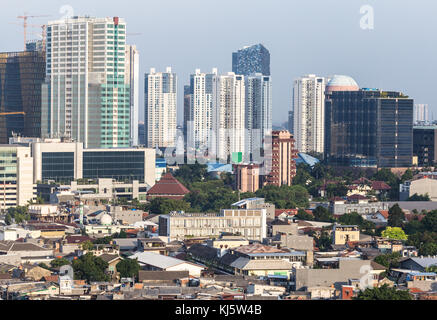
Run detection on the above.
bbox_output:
[0,112,25,116]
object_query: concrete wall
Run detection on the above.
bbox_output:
[295,260,373,290]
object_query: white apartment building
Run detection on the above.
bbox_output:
[145,67,177,148]
[42,16,132,148]
[293,75,326,154]
[245,74,272,159]
[213,72,246,162]
[126,45,140,146]
[188,69,217,151]
[0,145,36,210]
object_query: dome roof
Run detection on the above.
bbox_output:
[326,75,359,93]
[99,214,113,226]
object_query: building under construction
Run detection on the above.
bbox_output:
[0,47,46,143]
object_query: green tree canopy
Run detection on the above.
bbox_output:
[147,198,191,215]
[407,193,431,202]
[295,209,314,221]
[313,206,335,222]
[388,204,405,227]
[255,185,309,209]
[72,252,110,282]
[50,258,71,268]
[382,227,408,241]
[374,252,402,269]
[116,258,140,279]
[354,285,412,300]
[5,206,30,225]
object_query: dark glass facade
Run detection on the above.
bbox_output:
[413,127,437,166]
[0,51,46,143]
[83,151,145,181]
[232,44,270,76]
[325,90,413,168]
[41,152,75,182]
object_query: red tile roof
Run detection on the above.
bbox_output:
[378,210,389,219]
[371,181,391,191]
[65,235,92,244]
[348,194,369,201]
[147,173,190,199]
[275,209,298,217]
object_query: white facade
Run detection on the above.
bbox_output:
[293,75,326,154]
[0,145,36,210]
[126,45,140,146]
[213,72,246,161]
[42,16,131,148]
[245,74,272,159]
[188,69,217,151]
[414,104,430,124]
[145,67,177,148]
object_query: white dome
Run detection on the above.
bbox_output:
[99,214,113,226]
[326,75,359,93]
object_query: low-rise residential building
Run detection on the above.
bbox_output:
[400,256,437,272]
[129,252,205,277]
[0,241,54,264]
[332,225,360,245]
[159,209,267,242]
[400,177,437,201]
[294,259,386,291]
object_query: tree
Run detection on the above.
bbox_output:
[174,163,208,186]
[81,241,95,251]
[147,198,191,215]
[382,227,408,241]
[116,258,140,279]
[401,169,414,182]
[325,183,348,198]
[354,285,412,300]
[374,252,402,269]
[315,231,332,252]
[388,204,405,227]
[422,210,437,232]
[407,193,431,202]
[72,253,110,282]
[50,258,71,268]
[5,206,30,225]
[255,185,310,209]
[293,164,313,186]
[295,209,314,221]
[338,213,364,226]
[419,242,437,256]
[313,206,334,222]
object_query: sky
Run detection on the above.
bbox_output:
[2,0,436,125]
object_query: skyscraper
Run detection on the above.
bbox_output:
[293,75,326,154]
[144,67,177,149]
[232,44,270,76]
[126,45,139,146]
[188,69,217,152]
[245,73,272,159]
[213,72,246,162]
[183,85,191,146]
[0,50,46,143]
[42,16,131,148]
[325,84,414,168]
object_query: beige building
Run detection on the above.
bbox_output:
[235,164,260,193]
[159,209,267,242]
[332,225,360,245]
[0,145,36,210]
[400,178,437,201]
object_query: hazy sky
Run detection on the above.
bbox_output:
[2,0,436,125]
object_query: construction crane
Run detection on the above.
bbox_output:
[0,112,26,116]
[17,13,51,50]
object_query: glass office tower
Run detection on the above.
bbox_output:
[232,44,270,76]
[0,50,46,143]
[325,89,413,168]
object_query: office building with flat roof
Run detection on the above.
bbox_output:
[0,145,36,210]
[325,88,413,168]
